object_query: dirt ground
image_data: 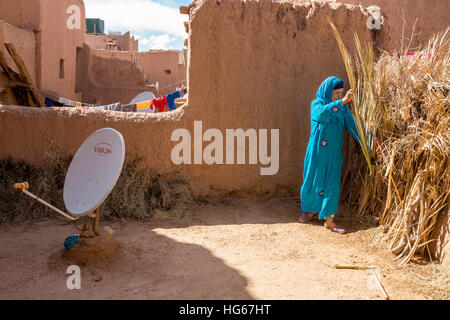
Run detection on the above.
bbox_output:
[0,197,448,300]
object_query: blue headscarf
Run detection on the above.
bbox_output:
[316,76,345,104]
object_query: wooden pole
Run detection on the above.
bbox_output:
[4,43,45,108]
[0,49,21,81]
[372,270,390,300]
[93,207,100,236]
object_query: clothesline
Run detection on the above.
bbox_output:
[44,87,187,113]
[87,79,186,93]
[157,79,187,91]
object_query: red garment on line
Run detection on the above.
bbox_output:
[152,96,168,112]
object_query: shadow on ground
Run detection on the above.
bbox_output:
[0,222,253,299]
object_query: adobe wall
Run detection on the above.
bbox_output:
[75,45,148,105]
[85,32,139,52]
[116,32,138,52]
[0,0,373,197]
[0,0,85,100]
[185,0,373,194]
[85,34,113,51]
[38,0,85,100]
[341,0,450,52]
[138,50,187,95]
[0,0,41,30]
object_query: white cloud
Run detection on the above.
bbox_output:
[84,0,188,37]
[138,34,178,50]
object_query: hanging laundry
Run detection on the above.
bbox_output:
[45,97,54,107]
[58,97,71,105]
[118,104,137,112]
[166,91,180,111]
[45,97,64,107]
[152,96,168,113]
[136,100,154,113]
[89,105,106,110]
[166,88,187,111]
[102,102,122,111]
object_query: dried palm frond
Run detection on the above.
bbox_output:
[328,18,378,177]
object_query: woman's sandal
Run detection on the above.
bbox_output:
[324,222,346,234]
[298,212,318,223]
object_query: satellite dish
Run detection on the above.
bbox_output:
[129,91,156,105]
[63,128,125,216]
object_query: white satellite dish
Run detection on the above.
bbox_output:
[129,91,156,105]
[64,128,125,216]
[14,128,125,238]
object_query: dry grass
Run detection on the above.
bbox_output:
[0,150,196,224]
[406,262,450,299]
[102,157,195,221]
[331,20,450,265]
[0,147,70,223]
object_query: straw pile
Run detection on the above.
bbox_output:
[331,20,449,265]
[0,151,196,224]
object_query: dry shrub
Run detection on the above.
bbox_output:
[0,148,70,223]
[0,151,196,224]
[335,25,450,265]
[101,158,195,221]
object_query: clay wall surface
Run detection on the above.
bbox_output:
[85,32,139,52]
[0,0,41,30]
[75,45,148,105]
[138,50,187,95]
[38,0,85,100]
[85,34,112,50]
[341,0,450,52]
[185,0,373,194]
[115,32,138,52]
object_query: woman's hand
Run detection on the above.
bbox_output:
[342,89,355,105]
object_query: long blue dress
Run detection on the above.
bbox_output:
[300,76,361,220]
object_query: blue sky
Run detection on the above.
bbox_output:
[84,0,192,51]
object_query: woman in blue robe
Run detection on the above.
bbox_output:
[298,76,360,234]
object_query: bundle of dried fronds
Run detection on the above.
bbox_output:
[333,22,450,264]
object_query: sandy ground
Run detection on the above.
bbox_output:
[0,197,448,300]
